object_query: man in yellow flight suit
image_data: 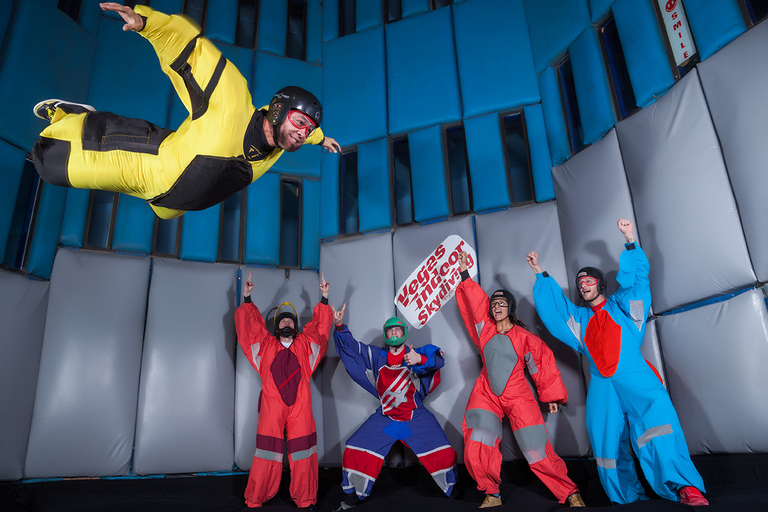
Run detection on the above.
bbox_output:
[32,2,340,220]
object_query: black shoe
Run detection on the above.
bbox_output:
[334,492,360,511]
[33,99,94,121]
[301,504,318,511]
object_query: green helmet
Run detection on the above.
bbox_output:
[383,317,408,346]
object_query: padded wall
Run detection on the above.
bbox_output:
[59,189,90,247]
[615,71,755,312]
[392,216,476,463]
[357,0,383,32]
[179,207,221,262]
[202,0,238,45]
[0,141,27,260]
[538,66,570,166]
[0,0,96,150]
[320,151,341,239]
[357,138,392,232]
[322,27,386,146]
[245,174,281,265]
[474,203,591,458]
[319,233,396,465]
[25,249,150,478]
[524,104,556,202]
[463,113,510,212]
[386,8,461,134]
[234,267,327,469]
[454,0,540,118]
[656,289,768,454]
[551,129,635,297]
[612,0,675,107]
[302,178,322,269]
[409,125,450,222]
[569,27,616,145]
[257,0,288,56]
[0,271,48,481]
[683,0,746,61]
[524,0,590,73]
[698,20,768,283]
[112,195,155,254]
[133,259,237,475]
[24,184,67,280]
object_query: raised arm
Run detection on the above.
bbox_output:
[295,273,333,373]
[614,219,652,324]
[333,310,381,397]
[234,272,270,372]
[455,252,490,348]
[528,252,587,354]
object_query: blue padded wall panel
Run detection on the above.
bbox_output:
[322,27,386,146]
[111,195,155,254]
[463,113,510,212]
[320,151,341,239]
[612,0,675,107]
[179,206,221,262]
[386,9,461,134]
[203,0,237,45]
[25,249,149,478]
[454,0,540,118]
[615,71,755,312]
[0,0,12,48]
[0,141,27,261]
[322,0,339,42]
[698,21,768,283]
[235,267,327,468]
[357,0,382,31]
[319,234,396,465]
[301,178,321,269]
[401,0,431,18]
[257,0,287,56]
[244,172,281,265]
[656,289,768,454]
[524,0,591,73]
[78,0,106,37]
[306,0,322,64]
[59,189,89,247]
[551,129,635,301]
[569,28,616,145]
[475,203,591,458]
[357,138,392,232]
[524,104,555,202]
[589,0,615,22]
[134,259,236,475]
[538,67,571,166]
[408,125,450,222]
[682,0,745,61]
[87,15,170,127]
[0,271,48,481]
[391,216,476,463]
[0,0,96,150]
[25,183,67,280]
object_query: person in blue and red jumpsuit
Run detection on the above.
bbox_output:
[332,304,457,511]
[455,252,585,508]
[234,272,333,509]
[528,218,708,506]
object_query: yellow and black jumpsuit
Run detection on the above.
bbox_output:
[32,6,324,220]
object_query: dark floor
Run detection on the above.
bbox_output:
[1,455,767,512]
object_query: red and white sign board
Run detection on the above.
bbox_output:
[394,235,478,329]
[657,0,697,66]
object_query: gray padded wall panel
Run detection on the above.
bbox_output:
[319,233,395,466]
[392,216,476,463]
[0,271,48,480]
[552,129,639,300]
[234,267,328,470]
[475,203,590,458]
[656,289,768,454]
[698,21,768,283]
[614,71,755,312]
[133,259,237,475]
[25,249,150,478]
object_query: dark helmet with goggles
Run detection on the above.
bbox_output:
[488,289,517,320]
[575,266,606,298]
[267,86,322,128]
[383,317,408,346]
[273,302,299,339]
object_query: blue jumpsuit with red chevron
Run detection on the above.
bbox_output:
[334,325,458,500]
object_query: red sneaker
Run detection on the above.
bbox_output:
[679,486,709,506]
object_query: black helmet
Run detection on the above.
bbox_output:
[267,86,322,128]
[488,289,517,320]
[575,266,606,297]
[273,302,299,339]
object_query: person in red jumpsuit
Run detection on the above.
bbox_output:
[455,253,585,508]
[234,271,333,509]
